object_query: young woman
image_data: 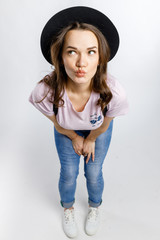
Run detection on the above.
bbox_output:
[29,6,129,238]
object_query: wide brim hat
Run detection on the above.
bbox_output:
[40,6,120,64]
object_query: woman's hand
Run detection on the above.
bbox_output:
[72,135,84,156]
[82,138,95,164]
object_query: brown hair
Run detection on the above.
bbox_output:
[38,22,112,111]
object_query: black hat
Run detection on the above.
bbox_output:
[40,6,120,64]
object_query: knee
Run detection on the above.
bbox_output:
[60,166,79,184]
[84,165,102,183]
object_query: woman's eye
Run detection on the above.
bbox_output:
[88,50,96,55]
[68,50,76,55]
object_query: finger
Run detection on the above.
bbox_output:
[83,152,87,157]
[78,149,83,155]
[86,153,91,164]
[74,148,78,155]
[73,147,80,156]
[77,150,81,155]
[92,148,95,161]
[92,152,95,162]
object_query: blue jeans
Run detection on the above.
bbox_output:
[54,120,113,208]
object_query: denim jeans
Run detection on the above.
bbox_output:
[54,120,113,208]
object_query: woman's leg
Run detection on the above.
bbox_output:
[83,120,113,207]
[54,127,82,209]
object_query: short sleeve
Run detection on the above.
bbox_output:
[28,81,54,116]
[105,74,129,117]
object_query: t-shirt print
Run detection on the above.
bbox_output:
[90,113,103,127]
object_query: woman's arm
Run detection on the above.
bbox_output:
[44,114,84,156]
[44,114,78,140]
[83,116,114,163]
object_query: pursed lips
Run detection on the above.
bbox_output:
[75,69,87,77]
[75,70,86,73]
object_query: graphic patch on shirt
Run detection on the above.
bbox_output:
[90,113,103,127]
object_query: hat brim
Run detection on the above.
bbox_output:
[40,6,120,64]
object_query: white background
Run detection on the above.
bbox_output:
[0,0,160,239]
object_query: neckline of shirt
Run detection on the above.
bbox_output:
[64,87,94,114]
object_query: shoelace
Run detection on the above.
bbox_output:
[87,208,99,222]
[64,209,75,224]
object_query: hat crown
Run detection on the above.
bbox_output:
[40,6,119,64]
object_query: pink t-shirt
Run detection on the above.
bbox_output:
[29,74,129,130]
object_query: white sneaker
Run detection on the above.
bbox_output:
[85,207,100,236]
[62,208,78,238]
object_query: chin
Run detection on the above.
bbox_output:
[73,77,87,83]
[76,79,89,84]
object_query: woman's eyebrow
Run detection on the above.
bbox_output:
[66,46,97,50]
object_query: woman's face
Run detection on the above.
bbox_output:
[62,29,99,86]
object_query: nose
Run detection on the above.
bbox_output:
[76,53,87,68]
